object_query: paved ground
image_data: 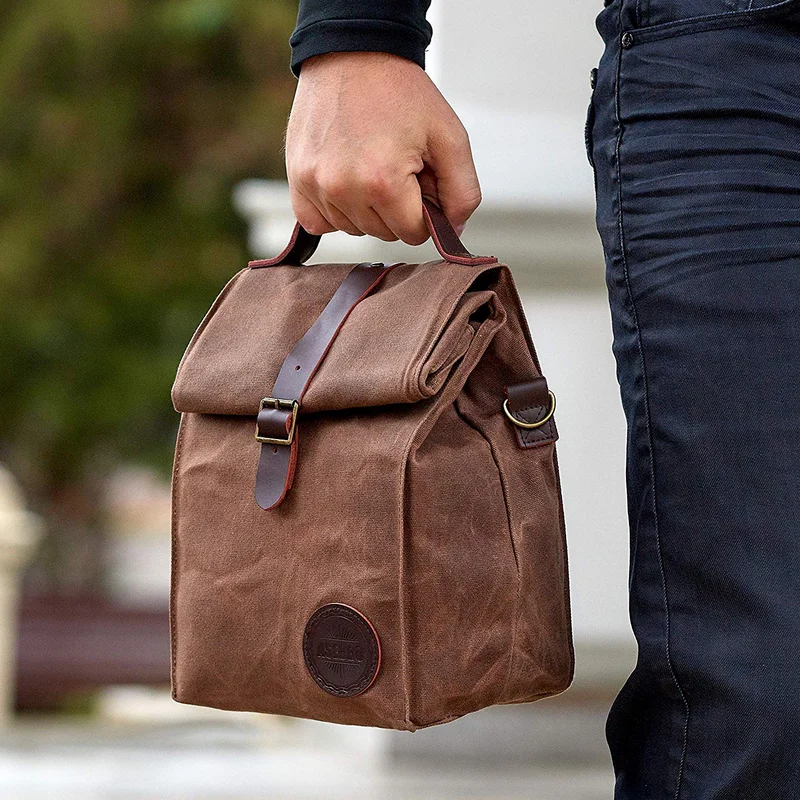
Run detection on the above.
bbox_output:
[0,717,614,800]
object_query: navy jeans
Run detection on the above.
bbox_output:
[588,1,800,797]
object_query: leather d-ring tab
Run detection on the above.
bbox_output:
[254,262,395,510]
[505,377,559,449]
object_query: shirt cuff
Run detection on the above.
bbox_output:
[290,19,429,76]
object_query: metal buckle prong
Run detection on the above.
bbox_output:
[255,397,299,445]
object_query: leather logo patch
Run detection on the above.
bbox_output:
[302,604,380,698]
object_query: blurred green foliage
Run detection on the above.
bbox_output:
[0,0,297,588]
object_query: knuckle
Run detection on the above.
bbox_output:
[454,127,471,150]
[453,188,482,220]
[319,171,351,201]
[361,170,393,200]
[440,125,470,153]
[290,163,318,190]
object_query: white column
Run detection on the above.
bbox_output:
[0,467,42,723]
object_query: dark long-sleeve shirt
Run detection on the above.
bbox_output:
[290,0,432,75]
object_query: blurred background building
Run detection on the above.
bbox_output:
[1,1,628,798]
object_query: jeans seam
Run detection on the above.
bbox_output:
[614,9,691,799]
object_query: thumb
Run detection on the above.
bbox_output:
[424,126,482,230]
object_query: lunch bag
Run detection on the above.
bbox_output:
[170,198,573,730]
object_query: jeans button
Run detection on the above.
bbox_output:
[621,32,634,49]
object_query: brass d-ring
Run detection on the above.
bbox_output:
[503,391,556,430]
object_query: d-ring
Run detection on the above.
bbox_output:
[503,391,556,430]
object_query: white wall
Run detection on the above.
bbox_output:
[428,0,605,208]
[522,293,630,644]
[427,0,633,651]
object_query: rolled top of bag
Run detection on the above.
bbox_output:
[171,261,507,418]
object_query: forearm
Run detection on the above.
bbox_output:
[290,0,432,76]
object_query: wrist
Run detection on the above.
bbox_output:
[299,51,422,80]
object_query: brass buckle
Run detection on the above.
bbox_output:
[503,391,556,430]
[255,397,299,445]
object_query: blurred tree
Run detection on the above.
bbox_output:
[0,0,298,592]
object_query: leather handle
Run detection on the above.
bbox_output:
[249,197,497,269]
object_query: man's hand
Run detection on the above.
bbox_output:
[285,52,481,245]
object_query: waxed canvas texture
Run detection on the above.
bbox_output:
[170,257,573,730]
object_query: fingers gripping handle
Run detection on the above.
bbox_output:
[248,197,497,268]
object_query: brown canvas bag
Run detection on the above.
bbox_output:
[170,199,573,730]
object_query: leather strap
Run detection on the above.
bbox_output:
[505,377,559,449]
[248,197,497,269]
[255,262,395,510]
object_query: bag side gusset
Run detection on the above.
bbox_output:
[455,267,574,704]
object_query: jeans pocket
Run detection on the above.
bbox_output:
[632,0,800,39]
[640,0,748,27]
